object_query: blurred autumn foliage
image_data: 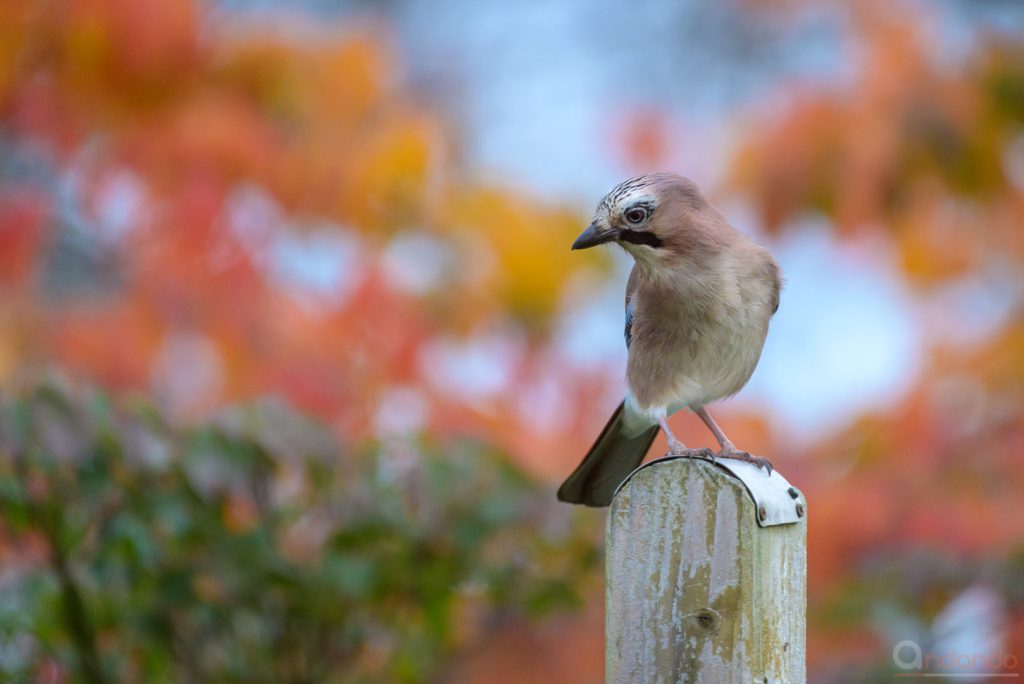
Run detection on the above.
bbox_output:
[0,0,602,468]
[731,6,1024,681]
[1,0,1024,682]
[1,1,610,680]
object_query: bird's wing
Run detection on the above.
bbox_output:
[625,266,641,348]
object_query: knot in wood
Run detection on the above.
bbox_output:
[686,608,722,634]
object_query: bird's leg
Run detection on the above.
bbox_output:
[656,415,714,462]
[694,407,773,474]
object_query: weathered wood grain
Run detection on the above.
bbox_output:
[606,458,806,684]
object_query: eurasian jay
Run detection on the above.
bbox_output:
[558,173,781,507]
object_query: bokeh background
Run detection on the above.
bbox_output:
[2,0,1024,681]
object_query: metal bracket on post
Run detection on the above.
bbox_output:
[615,455,806,527]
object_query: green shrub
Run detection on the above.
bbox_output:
[0,376,599,683]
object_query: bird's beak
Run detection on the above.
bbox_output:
[571,222,618,250]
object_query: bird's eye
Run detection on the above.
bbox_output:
[624,207,648,224]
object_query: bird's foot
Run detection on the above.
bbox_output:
[715,446,773,475]
[668,444,716,462]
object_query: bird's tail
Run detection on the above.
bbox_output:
[557,400,660,507]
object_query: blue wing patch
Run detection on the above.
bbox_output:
[624,300,634,349]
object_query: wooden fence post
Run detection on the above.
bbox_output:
[606,457,807,683]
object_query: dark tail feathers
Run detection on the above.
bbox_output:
[557,401,659,507]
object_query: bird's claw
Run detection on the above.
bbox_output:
[716,447,773,475]
[668,446,716,463]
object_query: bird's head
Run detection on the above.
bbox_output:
[572,173,719,265]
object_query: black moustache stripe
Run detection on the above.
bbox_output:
[619,229,663,248]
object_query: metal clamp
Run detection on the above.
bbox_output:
[616,455,806,527]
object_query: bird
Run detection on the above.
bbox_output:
[557,172,781,507]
